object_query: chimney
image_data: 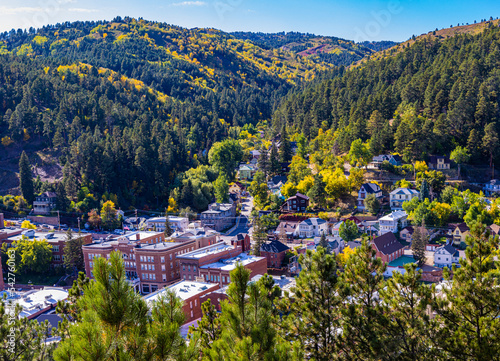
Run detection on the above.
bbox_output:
[136,234,140,241]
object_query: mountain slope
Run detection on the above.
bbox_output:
[274,21,500,166]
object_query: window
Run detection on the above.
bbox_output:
[193,266,197,272]
[140,256,144,262]
[183,265,185,271]
[161,265,166,271]
[161,256,165,263]
[190,301,193,309]
[195,299,197,307]
[188,265,191,272]
[169,254,173,260]
[162,274,167,282]
[141,264,145,270]
[52,245,59,253]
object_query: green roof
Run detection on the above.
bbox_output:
[388,255,415,268]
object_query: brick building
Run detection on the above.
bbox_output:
[144,280,219,323]
[371,232,405,263]
[199,253,267,288]
[177,243,243,281]
[173,229,219,248]
[200,202,236,232]
[260,239,290,268]
[4,229,92,266]
[83,231,198,294]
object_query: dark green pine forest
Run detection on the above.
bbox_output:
[274,20,500,164]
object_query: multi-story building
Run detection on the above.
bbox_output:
[428,155,451,170]
[372,232,405,263]
[177,243,242,282]
[357,183,383,211]
[33,192,57,215]
[145,216,189,233]
[144,280,219,323]
[378,211,408,235]
[280,193,309,213]
[199,253,267,288]
[260,240,290,268]
[294,218,328,238]
[5,229,92,266]
[434,244,460,268]
[173,228,219,249]
[389,188,420,210]
[200,202,236,232]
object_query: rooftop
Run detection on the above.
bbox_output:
[388,255,415,268]
[144,281,218,303]
[176,243,234,260]
[200,253,265,272]
[6,287,68,318]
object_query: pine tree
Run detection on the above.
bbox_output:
[164,211,173,237]
[318,232,330,252]
[483,122,499,174]
[411,224,427,266]
[309,173,326,208]
[419,179,430,201]
[433,222,500,359]
[252,216,268,256]
[285,247,340,360]
[339,220,358,243]
[63,229,86,274]
[19,151,34,204]
[257,144,269,176]
[55,181,70,211]
[279,125,293,163]
[269,142,281,176]
[189,299,221,351]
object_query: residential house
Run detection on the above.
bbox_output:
[399,226,414,242]
[146,216,189,233]
[313,236,344,255]
[200,202,236,232]
[452,223,469,246]
[331,221,344,240]
[249,150,261,161]
[281,193,309,212]
[483,179,500,197]
[33,192,57,215]
[357,183,383,211]
[123,217,147,231]
[368,154,403,169]
[428,155,451,170]
[372,232,405,263]
[260,239,290,268]
[390,188,420,210]
[273,220,300,241]
[378,210,408,235]
[434,244,460,268]
[237,164,257,180]
[294,218,328,238]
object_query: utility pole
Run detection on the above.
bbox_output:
[77,217,80,231]
[57,210,60,231]
[135,209,138,230]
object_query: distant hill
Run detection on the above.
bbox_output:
[231,31,397,66]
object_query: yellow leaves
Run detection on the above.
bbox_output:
[167,197,178,213]
[414,161,428,173]
[23,129,30,142]
[297,175,314,195]
[21,220,36,229]
[1,136,14,147]
[32,35,48,45]
[44,67,50,74]
[337,246,356,267]
[282,182,298,199]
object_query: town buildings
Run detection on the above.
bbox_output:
[434,244,460,268]
[389,188,420,210]
[294,218,328,238]
[428,155,451,170]
[145,216,189,233]
[33,192,57,215]
[200,202,236,232]
[378,210,408,235]
[371,232,405,263]
[357,183,383,211]
[260,239,290,268]
[280,193,309,212]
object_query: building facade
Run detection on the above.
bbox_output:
[200,202,236,232]
[33,192,57,215]
[357,183,383,211]
[378,211,408,235]
[390,188,420,210]
[145,216,189,233]
[280,193,309,212]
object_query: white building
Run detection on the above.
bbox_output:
[390,188,420,210]
[146,216,189,233]
[484,179,500,197]
[357,183,383,211]
[434,244,460,268]
[378,210,408,235]
[294,218,328,238]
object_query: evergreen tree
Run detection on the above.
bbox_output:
[252,216,268,256]
[339,220,359,243]
[63,229,86,274]
[483,122,499,173]
[257,144,269,176]
[318,232,330,252]
[364,193,381,214]
[214,174,229,203]
[279,125,293,163]
[419,179,430,201]
[410,224,427,266]
[189,299,221,351]
[269,142,281,176]
[19,151,34,204]
[450,145,470,179]
[308,173,327,208]
[285,247,340,360]
[433,222,500,359]
[55,181,70,211]
[164,211,173,237]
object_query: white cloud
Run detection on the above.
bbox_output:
[0,6,44,15]
[171,1,207,7]
[57,0,77,4]
[68,8,99,13]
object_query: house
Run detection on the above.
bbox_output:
[399,226,414,242]
[274,221,300,241]
[146,216,189,233]
[229,182,244,195]
[357,183,383,211]
[331,221,343,240]
[428,155,451,170]
[249,150,261,161]
[268,176,287,189]
[237,164,257,180]
[200,202,236,232]
[390,188,420,210]
[378,210,408,235]
[33,192,57,215]
[313,236,344,255]
[123,217,147,231]
[281,193,309,212]
[483,179,500,197]
[389,154,403,166]
[372,232,405,263]
[434,244,460,268]
[452,223,469,246]
[368,154,403,169]
[294,218,328,238]
[260,239,290,268]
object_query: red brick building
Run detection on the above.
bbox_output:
[372,232,405,263]
[172,229,219,249]
[82,231,198,294]
[199,253,267,288]
[177,243,243,282]
[144,280,219,323]
[260,239,290,268]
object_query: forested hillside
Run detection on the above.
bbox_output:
[274,21,500,165]
[0,17,348,210]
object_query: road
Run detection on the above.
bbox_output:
[223,195,253,238]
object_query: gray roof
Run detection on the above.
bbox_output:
[361,183,380,194]
[261,240,290,253]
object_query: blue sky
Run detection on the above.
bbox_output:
[0,0,499,42]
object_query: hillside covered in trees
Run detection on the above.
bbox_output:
[274,20,500,166]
